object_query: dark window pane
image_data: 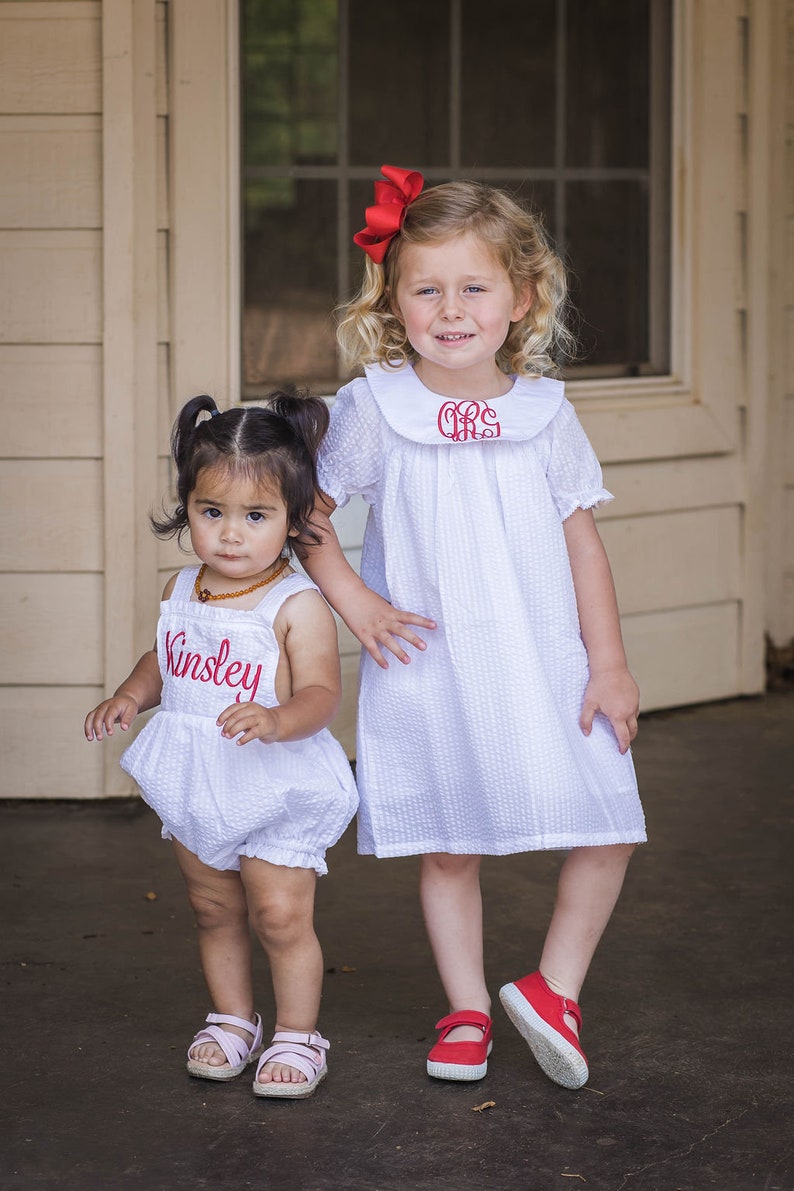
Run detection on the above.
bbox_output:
[461,0,556,167]
[488,178,558,242]
[566,181,649,368]
[566,0,650,169]
[241,1,671,389]
[242,0,338,168]
[348,0,449,166]
[243,179,338,391]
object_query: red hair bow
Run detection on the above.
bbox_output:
[353,165,424,263]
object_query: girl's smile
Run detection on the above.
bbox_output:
[392,233,532,397]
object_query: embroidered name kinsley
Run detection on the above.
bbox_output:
[164,630,262,702]
[438,400,501,441]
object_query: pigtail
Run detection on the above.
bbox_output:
[267,387,329,460]
[150,394,221,541]
[264,387,330,557]
[169,395,220,477]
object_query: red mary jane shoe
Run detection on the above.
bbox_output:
[499,970,589,1089]
[426,1009,493,1081]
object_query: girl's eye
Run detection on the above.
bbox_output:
[203,507,221,519]
[417,287,438,296]
[465,285,484,294]
[248,511,264,523]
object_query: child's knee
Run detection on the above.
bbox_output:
[188,889,246,931]
[248,893,313,949]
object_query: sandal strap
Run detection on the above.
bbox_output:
[188,1011,263,1066]
[206,1012,260,1034]
[435,1010,491,1037]
[255,1031,329,1083]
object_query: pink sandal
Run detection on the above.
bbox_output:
[186,1011,264,1081]
[426,1010,493,1081]
[253,1030,329,1099]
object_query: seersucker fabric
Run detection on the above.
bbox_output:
[316,362,646,859]
[120,568,358,875]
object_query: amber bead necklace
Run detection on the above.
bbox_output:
[194,557,289,603]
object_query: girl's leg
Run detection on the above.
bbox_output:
[539,843,636,1025]
[240,857,322,1085]
[172,838,256,1067]
[419,853,490,1041]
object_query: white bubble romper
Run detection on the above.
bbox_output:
[121,568,358,875]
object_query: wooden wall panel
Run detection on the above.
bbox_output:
[0,5,101,114]
[0,687,121,800]
[1,345,102,456]
[0,115,101,227]
[599,508,742,616]
[599,454,742,520]
[623,603,741,710]
[0,573,102,685]
[0,459,102,571]
[0,230,101,342]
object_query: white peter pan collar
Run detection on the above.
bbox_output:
[365,362,564,445]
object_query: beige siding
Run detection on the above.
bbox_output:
[0,1,167,798]
[0,3,105,798]
[0,0,789,799]
[778,0,794,637]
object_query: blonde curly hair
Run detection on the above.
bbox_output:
[337,180,575,377]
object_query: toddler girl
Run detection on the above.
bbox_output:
[303,166,646,1090]
[85,391,357,1098]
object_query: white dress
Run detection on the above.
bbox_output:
[316,363,646,858]
[120,568,358,875]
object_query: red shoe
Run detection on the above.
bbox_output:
[426,1010,493,1081]
[499,971,589,1089]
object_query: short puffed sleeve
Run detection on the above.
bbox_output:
[316,379,384,507]
[536,397,614,521]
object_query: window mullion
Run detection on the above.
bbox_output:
[555,0,567,253]
[449,0,462,176]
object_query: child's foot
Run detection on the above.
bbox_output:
[253,1030,330,1099]
[186,1012,264,1081]
[499,971,589,1089]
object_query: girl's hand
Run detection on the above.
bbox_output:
[84,694,140,741]
[303,495,435,668]
[344,587,436,669]
[579,668,640,755]
[217,702,281,746]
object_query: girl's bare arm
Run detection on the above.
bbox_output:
[84,573,175,740]
[216,588,341,745]
[563,508,639,754]
[84,649,163,740]
[301,491,435,668]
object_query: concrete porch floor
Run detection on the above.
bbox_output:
[1,693,792,1190]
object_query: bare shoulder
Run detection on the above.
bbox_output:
[274,585,337,633]
[161,572,180,600]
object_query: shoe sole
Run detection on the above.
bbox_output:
[499,984,588,1090]
[427,1041,493,1081]
[253,1067,327,1098]
[187,1045,263,1081]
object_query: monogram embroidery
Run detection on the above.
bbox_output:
[164,630,262,703]
[437,400,502,442]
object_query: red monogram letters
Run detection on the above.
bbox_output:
[437,400,502,442]
[164,630,262,702]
